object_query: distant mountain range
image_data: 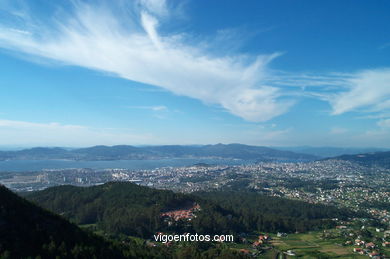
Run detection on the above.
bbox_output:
[274,146,389,158]
[0,144,318,161]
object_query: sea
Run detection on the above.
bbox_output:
[0,158,254,172]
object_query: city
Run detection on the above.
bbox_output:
[2,158,389,224]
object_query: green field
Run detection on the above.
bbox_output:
[265,231,369,259]
[78,223,389,258]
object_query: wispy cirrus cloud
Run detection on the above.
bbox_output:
[330,68,390,115]
[139,0,169,17]
[0,119,84,130]
[127,105,168,111]
[0,0,294,122]
[276,68,390,122]
[1,0,390,126]
[378,118,390,128]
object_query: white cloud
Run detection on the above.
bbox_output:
[0,119,84,130]
[378,118,390,128]
[0,119,155,146]
[2,0,389,127]
[139,0,169,17]
[266,68,390,121]
[0,0,293,123]
[330,68,390,115]
[151,105,167,111]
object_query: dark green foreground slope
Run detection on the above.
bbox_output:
[0,185,176,259]
[0,185,126,258]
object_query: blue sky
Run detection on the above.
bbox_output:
[0,0,390,147]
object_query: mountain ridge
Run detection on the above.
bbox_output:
[275,146,389,158]
[0,143,318,161]
[325,150,390,169]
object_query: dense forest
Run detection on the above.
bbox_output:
[194,191,360,233]
[1,185,249,259]
[1,182,367,258]
[25,182,193,237]
[0,185,125,258]
[25,182,358,239]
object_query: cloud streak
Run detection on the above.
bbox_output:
[127,105,168,111]
[378,118,390,128]
[0,0,294,122]
[0,119,155,146]
[330,68,390,115]
[1,0,389,126]
[277,68,390,122]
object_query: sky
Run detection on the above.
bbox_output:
[0,0,390,148]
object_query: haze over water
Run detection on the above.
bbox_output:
[0,158,252,172]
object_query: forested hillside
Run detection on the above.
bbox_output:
[26,182,193,237]
[0,185,124,258]
[25,182,358,238]
[194,191,360,233]
[0,185,246,258]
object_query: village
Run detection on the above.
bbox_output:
[160,203,201,223]
[149,199,390,258]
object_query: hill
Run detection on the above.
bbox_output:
[328,151,390,169]
[0,185,125,258]
[275,146,388,158]
[0,184,246,258]
[25,182,357,238]
[0,144,317,161]
[25,182,193,237]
